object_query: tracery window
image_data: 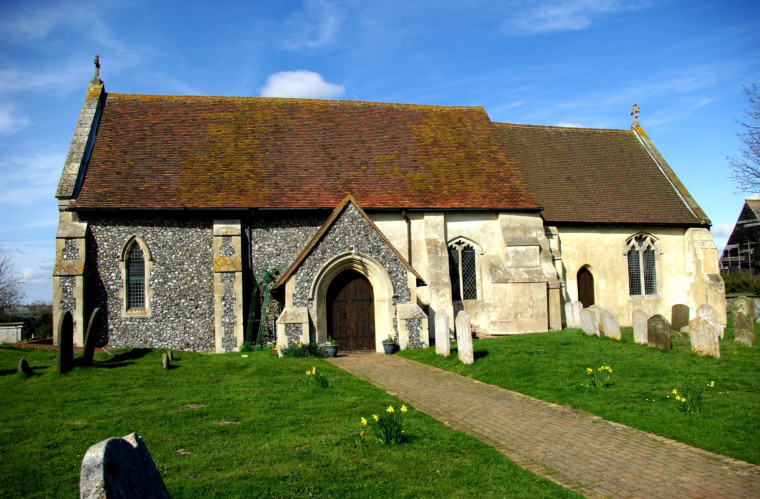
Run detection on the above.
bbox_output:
[448,240,478,301]
[126,243,145,309]
[626,234,657,296]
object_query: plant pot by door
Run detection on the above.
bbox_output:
[383,342,397,355]
[325,344,339,358]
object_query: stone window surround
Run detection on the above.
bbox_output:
[447,236,483,302]
[625,233,661,299]
[119,235,154,318]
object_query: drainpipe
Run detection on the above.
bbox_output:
[402,210,412,265]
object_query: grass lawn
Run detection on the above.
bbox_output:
[400,318,760,465]
[0,346,577,498]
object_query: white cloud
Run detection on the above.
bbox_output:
[710,222,735,238]
[502,0,652,35]
[0,103,29,134]
[281,0,344,50]
[0,152,65,206]
[260,71,345,99]
[554,121,584,128]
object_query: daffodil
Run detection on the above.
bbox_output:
[386,405,394,413]
[586,368,593,375]
[312,366,316,375]
[400,405,407,413]
[709,381,715,387]
[672,388,678,395]
[359,430,365,437]
[372,414,379,421]
[305,369,311,375]
[361,417,367,426]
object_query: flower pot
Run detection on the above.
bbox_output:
[324,344,339,358]
[383,342,397,355]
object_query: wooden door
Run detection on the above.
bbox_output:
[327,270,375,351]
[577,267,595,309]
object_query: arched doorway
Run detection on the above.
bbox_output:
[577,267,595,308]
[327,269,375,351]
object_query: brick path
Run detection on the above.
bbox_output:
[328,354,760,498]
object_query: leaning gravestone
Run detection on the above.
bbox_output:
[455,311,474,365]
[579,309,599,337]
[57,311,74,375]
[82,308,102,364]
[435,308,450,357]
[631,307,649,344]
[732,296,755,347]
[600,309,621,340]
[162,353,170,370]
[689,313,721,359]
[671,304,690,331]
[696,304,723,338]
[565,301,583,329]
[80,433,170,499]
[647,314,672,351]
[17,358,32,377]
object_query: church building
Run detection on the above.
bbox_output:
[53,62,725,353]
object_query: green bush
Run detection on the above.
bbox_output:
[279,342,326,358]
[721,270,760,294]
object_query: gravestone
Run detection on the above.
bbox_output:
[82,308,102,364]
[455,311,474,365]
[579,309,599,337]
[166,350,173,363]
[600,309,621,340]
[162,353,170,370]
[754,298,760,319]
[565,301,582,329]
[17,358,32,377]
[631,307,649,344]
[57,311,74,375]
[435,308,450,357]
[588,305,603,324]
[80,433,170,499]
[647,314,671,351]
[732,296,755,347]
[696,304,723,338]
[689,314,721,359]
[671,304,690,331]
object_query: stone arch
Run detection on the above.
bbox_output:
[118,235,154,317]
[309,251,395,352]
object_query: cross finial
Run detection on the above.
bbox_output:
[91,54,102,84]
[630,103,640,128]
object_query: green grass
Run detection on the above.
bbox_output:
[0,347,576,498]
[400,320,760,464]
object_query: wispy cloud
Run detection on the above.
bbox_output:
[280,0,344,50]
[260,70,345,99]
[0,152,65,206]
[501,0,652,35]
[710,222,735,238]
[0,103,29,134]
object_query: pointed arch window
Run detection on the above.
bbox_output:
[626,235,657,296]
[126,243,145,309]
[448,240,478,301]
[120,236,153,317]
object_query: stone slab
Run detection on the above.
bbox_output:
[647,314,671,351]
[435,308,450,357]
[631,307,649,345]
[455,311,474,364]
[579,309,599,337]
[600,309,621,340]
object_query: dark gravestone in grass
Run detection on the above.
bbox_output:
[435,308,450,357]
[647,314,671,351]
[17,358,32,377]
[732,296,755,347]
[80,433,170,499]
[57,311,74,375]
[81,308,102,365]
[671,304,690,331]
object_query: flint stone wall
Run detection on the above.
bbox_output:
[249,213,323,275]
[82,214,215,351]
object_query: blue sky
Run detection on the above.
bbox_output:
[1,0,758,302]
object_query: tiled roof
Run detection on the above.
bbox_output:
[71,94,540,211]
[494,123,708,226]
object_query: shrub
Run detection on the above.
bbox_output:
[279,342,326,358]
[721,270,760,295]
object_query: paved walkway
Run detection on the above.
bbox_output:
[328,354,760,499]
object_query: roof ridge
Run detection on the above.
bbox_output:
[105,92,486,112]
[494,122,629,133]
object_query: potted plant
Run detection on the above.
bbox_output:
[382,334,398,355]
[324,337,339,358]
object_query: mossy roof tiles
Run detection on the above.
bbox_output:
[493,123,706,226]
[71,94,540,211]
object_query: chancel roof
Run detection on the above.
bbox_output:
[494,123,710,226]
[70,93,540,211]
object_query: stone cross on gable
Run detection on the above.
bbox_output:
[91,54,102,85]
[630,103,640,129]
